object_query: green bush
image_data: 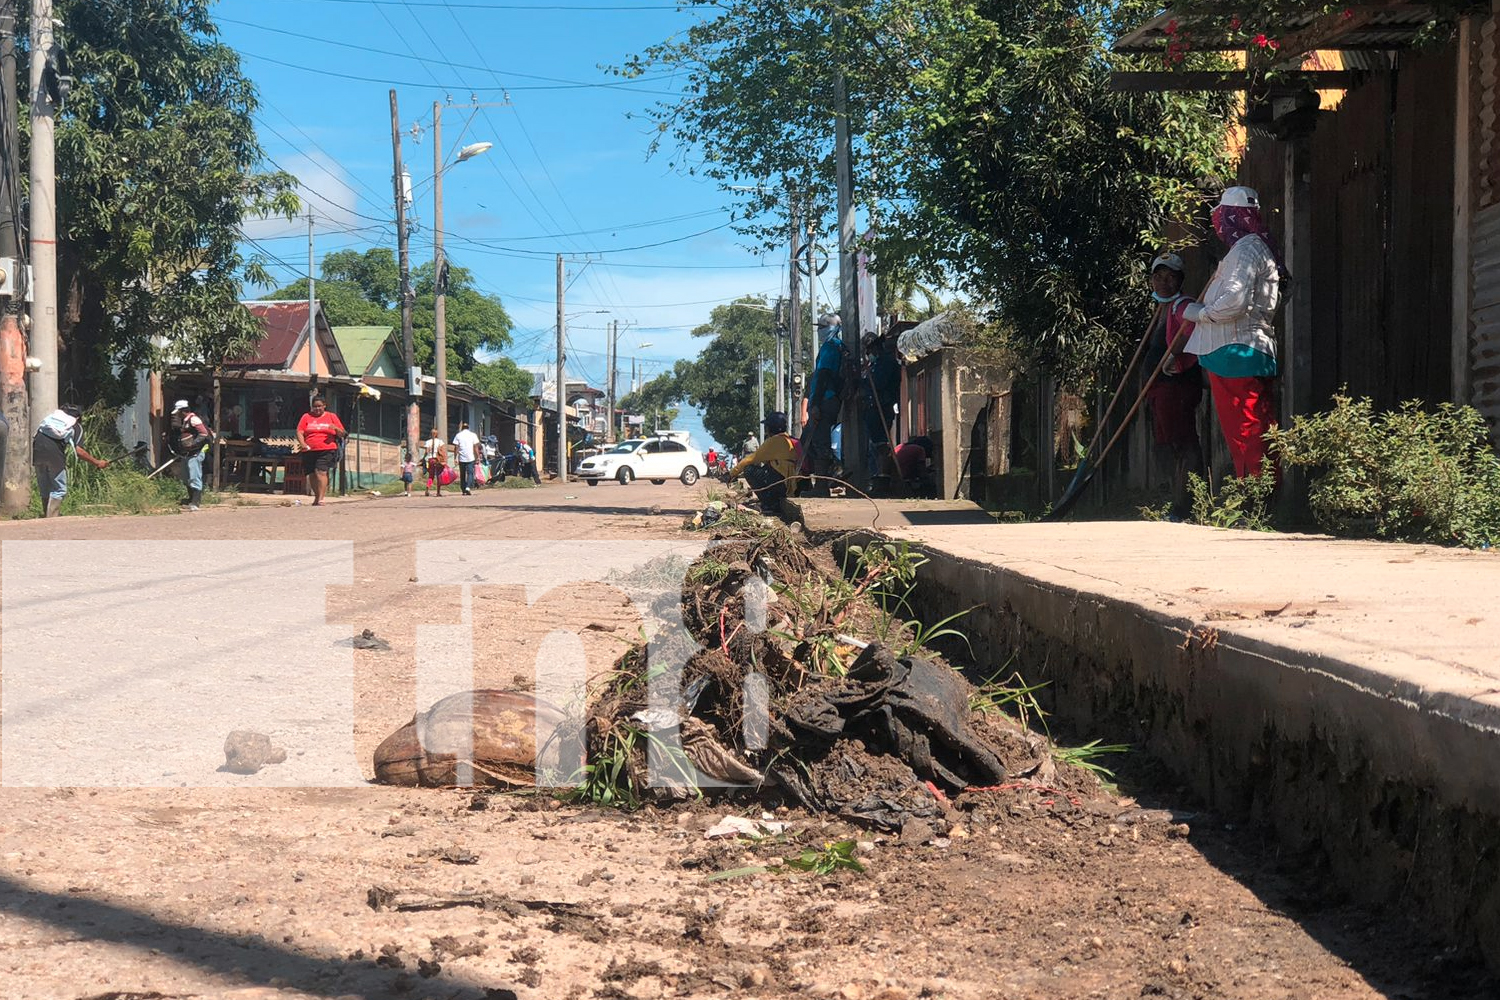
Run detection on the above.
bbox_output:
[1187,458,1276,531]
[1267,393,1500,548]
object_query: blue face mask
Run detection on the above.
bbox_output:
[1151,291,1177,304]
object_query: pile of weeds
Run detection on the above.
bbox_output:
[575,530,1124,819]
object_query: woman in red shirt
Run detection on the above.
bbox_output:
[295,395,346,507]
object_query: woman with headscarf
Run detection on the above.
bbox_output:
[1180,186,1283,480]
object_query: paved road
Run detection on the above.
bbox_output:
[0,481,713,787]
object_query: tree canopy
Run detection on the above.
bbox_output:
[621,0,1239,386]
[618,371,680,434]
[48,0,299,404]
[668,298,777,450]
[270,248,533,404]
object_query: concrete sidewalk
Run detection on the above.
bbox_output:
[795,500,1500,966]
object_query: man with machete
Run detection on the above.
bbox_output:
[169,399,213,511]
[1143,253,1205,521]
[33,404,108,517]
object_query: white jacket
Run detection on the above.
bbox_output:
[1183,234,1279,360]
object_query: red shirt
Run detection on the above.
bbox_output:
[298,411,346,452]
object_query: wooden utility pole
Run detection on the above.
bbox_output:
[0,0,27,513]
[555,254,567,482]
[788,200,802,434]
[389,90,418,461]
[606,319,618,443]
[28,0,55,421]
[433,101,449,440]
[307,212,317,388]
[834,63,864,486]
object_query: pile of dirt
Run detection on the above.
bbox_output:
[581,529,1103,828]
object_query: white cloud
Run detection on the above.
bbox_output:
[241,151,367,241]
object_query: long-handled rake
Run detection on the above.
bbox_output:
[1045,303,1167,520]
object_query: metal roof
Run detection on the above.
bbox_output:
[1114,4,1441,56]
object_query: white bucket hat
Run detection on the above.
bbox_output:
[172,399,190,412]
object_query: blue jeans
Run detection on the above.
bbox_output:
[37,460,66,501]
[179,451,204,491]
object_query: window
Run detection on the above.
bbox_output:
[661,441,687,453]
[642,441,663,453]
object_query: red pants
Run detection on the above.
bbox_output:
[1208,374,1277,479]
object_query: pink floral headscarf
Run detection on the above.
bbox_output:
[1211,204,1290,278]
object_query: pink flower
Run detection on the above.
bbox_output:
[1254,33,1270,47]
[1230,16,1241,30]
[1165,19,1178,35]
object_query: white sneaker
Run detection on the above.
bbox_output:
[188,505,200,512]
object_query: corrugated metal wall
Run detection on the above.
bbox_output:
[1471,11,1500,437]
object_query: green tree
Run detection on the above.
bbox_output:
[272,251,522,396]
[618,371,681,433]
[622,0,1237,386]
[465,358,536,405]
[670,298,777,449]
[48,0,299,403]
[267,276,391,328]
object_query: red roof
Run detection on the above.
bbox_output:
[232,301,348,375]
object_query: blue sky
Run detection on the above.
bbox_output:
[217,0,828,451]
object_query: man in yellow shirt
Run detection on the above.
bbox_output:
[728,411,800,513]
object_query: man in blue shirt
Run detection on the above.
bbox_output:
[799,313,845,482]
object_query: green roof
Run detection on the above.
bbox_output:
[330,326,396,377]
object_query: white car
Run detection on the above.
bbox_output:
[576,436,705,486]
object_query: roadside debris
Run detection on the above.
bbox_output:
[703,814,788,840]
[578,530,1099,830]
[373,690,570,788]
[353,627,392,651]
[221,730,286,775]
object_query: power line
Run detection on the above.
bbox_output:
[219,16,681,91]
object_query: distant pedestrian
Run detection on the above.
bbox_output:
[295,395,345,507]
[516,440,540,483]
[422,428,447,496]
[33,404,107,517]
[452,422,480,495]
[1143,252,1205,521]
[169,399,213,511]
[1183,186,1284,481]
[400,446,416,497]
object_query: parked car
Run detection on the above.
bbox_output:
[576,436,705,486]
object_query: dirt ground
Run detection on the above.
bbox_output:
[0,483,1494,1000]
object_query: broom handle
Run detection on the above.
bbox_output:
[1081,302,1163,462]
[1092,310,1195,467]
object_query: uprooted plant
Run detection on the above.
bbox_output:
[575,530,1126,827]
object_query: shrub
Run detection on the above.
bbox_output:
[1267,393,1500,548]
[1187,457,1277,531]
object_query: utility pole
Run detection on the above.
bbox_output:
[756,353,764,432]
[432,101,449,440]
[774,301,785,414]
[0,0,27,513]
[555,253,566,483]
[307,212,317,389]
[389,89,418,461]
[788,200,802,434]
[834,61,865,486]
[606,319,618,443]
[28,0,55,421]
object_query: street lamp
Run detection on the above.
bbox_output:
[433,107,492,441]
